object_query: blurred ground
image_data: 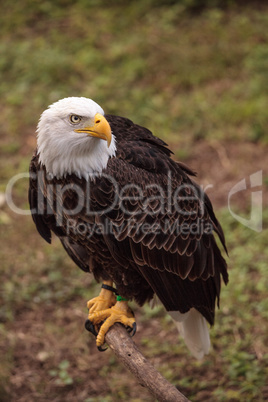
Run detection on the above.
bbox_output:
[0,1,267,401]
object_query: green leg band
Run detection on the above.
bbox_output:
[117,295,128,302]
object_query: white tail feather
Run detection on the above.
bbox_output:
[169,308,210,359]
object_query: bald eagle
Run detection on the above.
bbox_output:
[29,97,228,359]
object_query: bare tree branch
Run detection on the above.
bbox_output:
[105,323,190,402]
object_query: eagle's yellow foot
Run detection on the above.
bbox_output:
[85,282,116,338]
[87,298,136,351]
[86,288,116,312]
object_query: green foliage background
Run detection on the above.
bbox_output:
[0,1,267,401]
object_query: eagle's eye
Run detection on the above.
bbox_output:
[69,114,82,124]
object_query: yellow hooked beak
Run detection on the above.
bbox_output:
[74,113,112,147]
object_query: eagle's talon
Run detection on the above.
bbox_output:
[130,322,137,337]
[85,319,98,336]
[126,322,136,337]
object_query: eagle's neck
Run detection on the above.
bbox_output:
[37,135,117,180]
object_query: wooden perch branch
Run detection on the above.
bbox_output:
[105,323,189,402]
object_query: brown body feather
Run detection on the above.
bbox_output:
[29,114,228,325]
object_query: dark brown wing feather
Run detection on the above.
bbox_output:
[29,155,52,244]
[29,114,228,325]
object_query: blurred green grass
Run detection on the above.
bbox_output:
[0,1,268,144]
[0,1,268,401]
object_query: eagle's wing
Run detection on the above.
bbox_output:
[29,153,52,244]
[86,152,227,323]
[29,152,92,273]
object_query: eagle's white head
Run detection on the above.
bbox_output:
[37,97,117,180]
